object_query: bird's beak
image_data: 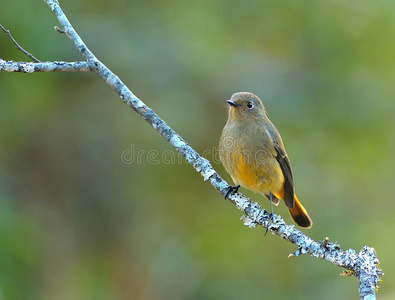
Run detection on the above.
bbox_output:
[227,100,240,107]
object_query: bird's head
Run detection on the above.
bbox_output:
[226,92,266,121]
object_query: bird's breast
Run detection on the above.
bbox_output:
[219,125,284,194]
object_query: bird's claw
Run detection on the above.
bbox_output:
[268,211,275,222]
[224,185,240,199]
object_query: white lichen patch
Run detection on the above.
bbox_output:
[170,135,186,148]
[22,63,35,73]
[134,99,145,108]
[202,168,215,181]
[105,74,118,86]
[233,195,251,211]
[4,62,18,72]
[126,90,144,108]
[240,215,256,228]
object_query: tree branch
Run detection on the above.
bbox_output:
[0,23,42,63]
[0,60,90,73]
[0,1,383,299]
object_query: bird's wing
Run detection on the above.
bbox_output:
[273,143,295,209]
[266,126,295,209]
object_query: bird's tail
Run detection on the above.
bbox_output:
[288,194,312,228]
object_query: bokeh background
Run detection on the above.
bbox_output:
[1,1,394,299]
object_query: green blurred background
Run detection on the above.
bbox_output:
[1,1,394,299]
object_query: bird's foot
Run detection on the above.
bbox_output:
[268,211,275,222]
[224,185,240,199]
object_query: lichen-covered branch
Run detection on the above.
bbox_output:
[0,60,90,73]
[0,1,383,299]
[240,198,382,300]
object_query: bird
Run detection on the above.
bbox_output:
[219,92,312,228]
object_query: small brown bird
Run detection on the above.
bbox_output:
[219,92,312,228]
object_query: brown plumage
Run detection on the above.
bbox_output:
[219,92,312,228]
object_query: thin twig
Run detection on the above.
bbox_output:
[0,23,41,63]
[54,26,65,33]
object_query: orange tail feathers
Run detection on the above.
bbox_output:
[272,190,312,228]
[289,195,312,228]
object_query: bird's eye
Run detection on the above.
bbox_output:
[247,102,254,109]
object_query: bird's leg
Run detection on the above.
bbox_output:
[269,192,274,221]
[265,193,275,236]
[224,185,240,199]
